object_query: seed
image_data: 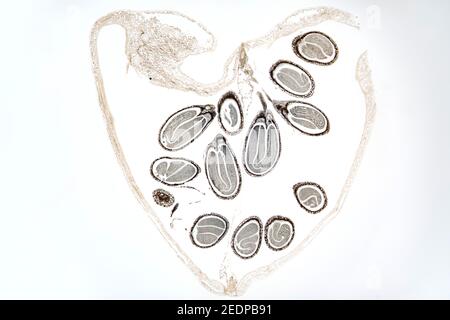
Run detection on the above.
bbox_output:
[152,188,175,207]
[270,60,314,98]
[293,182,327,213]
[150,156,200,186]
[243,111,281,176]
[159,105,216,151]
[205,134,241,200]
[275,101,329,136]
[292,31,338,66]
[218,91,243,135]
[231,216,263,259]
[264,216,295,251]
[190,213,229,248]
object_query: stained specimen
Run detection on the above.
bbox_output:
[264,216,295,251]
[275,101,329,136]
[151,156,200,186]
[218,91,243,135]
[232,216,263,259]
[243,111,281,176]
[292,31,338,66]
[293,182,327,213]
[270,60,314,98]
[205,134,241,199]
[152,188,175,207]
[159,105,216,151]
[190,213,229,248]
[90,7,377,296]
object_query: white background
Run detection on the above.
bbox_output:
[0,0,449,299]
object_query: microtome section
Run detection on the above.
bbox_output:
[190,214,229,248]
[275,101,329,136]
[293,31,338,66]
[232,217,263,259]
[90,8,375,296]
[293,182,328,213]
[264,216,295,251]
[270,60,314,98]
[151,157,200,186]
[218,91,243,135]
[159,105,216,151]
[243,111,281,176]
[205,134,242,199]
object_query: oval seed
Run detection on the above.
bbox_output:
[152,188,175,207]
[275,101,329,136]
[292,31,338,65]
[243,111,281,176]
[150,157,200,186]
[232,216,263,259]
[205,134,241,199]
[218,91,243,135]
[270,60,314,98]
[159,105,216,151]
[190,213,229,248]
[264,216,295,251]
[293,182,327,213]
